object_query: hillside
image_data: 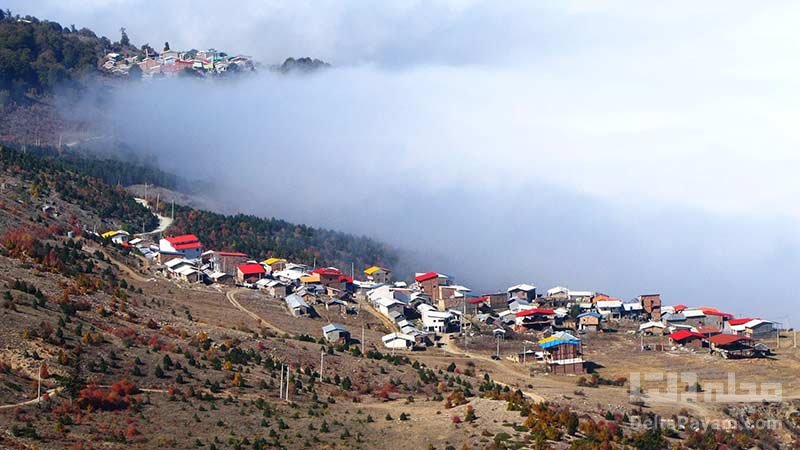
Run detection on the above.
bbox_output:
[0,144,798,449]
[166,204,397,276]
[0,11,129,101]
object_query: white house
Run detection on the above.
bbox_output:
[159,234,203,260]
[638,321,666,335]
[595,300,623,319]
[164,258,201,283]
[727,319,775,339]
[376,297,405,318]
[381,333,415,350]
[417,303,454,333]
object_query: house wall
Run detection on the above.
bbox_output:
[487,294,507,310]
[384,338,412,349]
[747,323,775,339]
[270,285,289,298]
[326,330,350,342]
[419,279,440,302]
[236,269,263,284]
[509,290,535,302]
[290,306,308,317]
[549,343,580,360]
[218,255,248,275]
[370,270,391,284]
[641,295,662,320]
[579,316,600,331]
[549,361,585,375]
[673,338,704,349]
[268,261,287,272]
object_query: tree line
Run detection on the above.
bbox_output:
[167,205,398,273]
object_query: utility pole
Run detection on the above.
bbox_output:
[285,365,290,402]
[279,363,283,399]
[171,199,175,220]
[37,362,42,407]
[496,335,500,358]
[361,324,365,356]
[522,343,526,364]
[320,351,324,380]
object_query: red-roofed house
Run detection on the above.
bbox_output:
[414,272,450,303]
[669,330,706,349]
[465,296,490,315]
[514,308,555,331]
[160,234,203,260]
[236,263,266,284]
[311,267,348,291]
[728,318,754,327]
[709,333,755,358]
[698,308,734,328]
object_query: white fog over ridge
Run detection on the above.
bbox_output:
[13,0,800,323]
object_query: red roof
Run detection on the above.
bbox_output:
[415,272,441,282]
[728,318,754,326]
[673,304,688,311]
[166,234,202,250]
[709,333,752,346]
[216,251,247,257]
[312,267,344,277]
[700,307,733,319]
[670,330,705,342]
[237,263,266,276]
[696,326,721,335]
[468,296,488,304]
[514,308,555,318]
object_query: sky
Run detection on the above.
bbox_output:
[12,1,800,323]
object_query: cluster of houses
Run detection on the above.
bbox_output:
[101,46,255,78]
[640,305,778,358]
[104,229,780,373]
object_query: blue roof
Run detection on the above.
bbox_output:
[285,294,309,309]
[539,331,581,349]
[577,311,602,319]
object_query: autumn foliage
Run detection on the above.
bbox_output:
[77,379,139,411]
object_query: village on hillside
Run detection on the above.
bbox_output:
[100,44,255,78]
[100,208,786,378]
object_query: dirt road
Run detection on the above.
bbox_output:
[0,387,61,410]
[226,288,288,335]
